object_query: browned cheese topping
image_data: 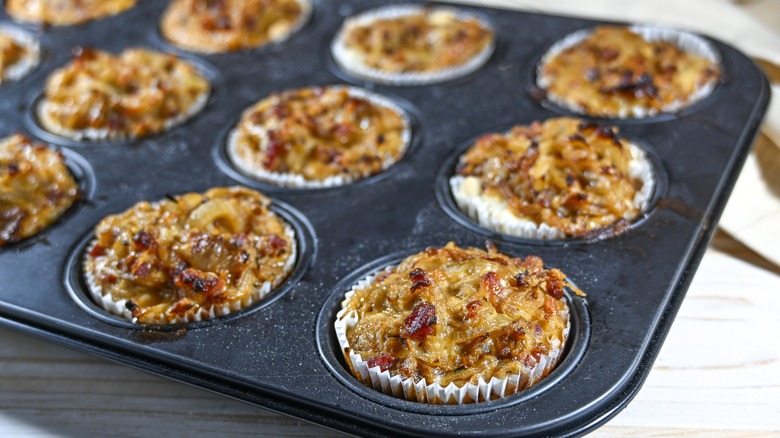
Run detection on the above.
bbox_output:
[231,86,408,182]
[342,9,493,73]
[84,187,295,325]
[6,0,136,25]
[40,48,210,140]
[457,118,644,239]
[161,0,309,53]
[342,242,576,387]
[0,134,79,246]
[0,34,28,76]
[540,26,720,117]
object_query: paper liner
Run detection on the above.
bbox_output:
[83,222,296,325]
[536,25,721,118]
[450,141,655,240]
[331,5,495,86]
[37,78,210,142]
[162,0,313,54]
[227,85,412,189]
[0,24,41,84]
[334,267,570,404]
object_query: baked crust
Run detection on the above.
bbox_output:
[538,26,720,118]
[339,242,573,390]
[0,134,79,246]
[6,0,136,26]
[83,187,296,325]
[0,26,39,84]
[228,86,410,187]
[38,48,210,141]
[452,117,653,239]
[332,5,494,85]
[160,0,311,53]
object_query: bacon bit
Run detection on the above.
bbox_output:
[132,262,151,278]
[517,255,543,272]
[6,162,19,176]
[402,302,437,341]
[133,230,155,251]
[107,117,124,131]
[409,268,431,293]
[465,300,482,320]
[101,274,118,285]
[567,133,588,144]
[546,274,565,299]
[481,271,506,305]
[263,130,285,169]
[600,47,619,61]
[168,298,197,316]
[124,299,140,315]
[367,353,395,372]
[268,234,287,250]
[376,134,385,144]
[515,271,528,287]
[562,192,588,210]
[175,268,225,296]
[89,244,107,258]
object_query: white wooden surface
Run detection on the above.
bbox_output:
[1,232,779,437]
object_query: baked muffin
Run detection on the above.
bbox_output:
[160,0,312,53]
[38,47,210,142]
[227,85,411,188]
[83,187,296,325]
[331,4,495,85]
[336,242,578,404]
[0,25,40,85]
[450,118,654,239]
[1,134,79,246]
[6,0,136,26]
[537,26,721,118]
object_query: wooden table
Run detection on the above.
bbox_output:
[1,231,778,437]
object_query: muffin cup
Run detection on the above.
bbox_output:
[334,266,570,404]
[449,140,655,240]
[536,25,721,118]
[83,221,296,325]
[0,24,41,84]
[227,85,412,189]
[331,4,495,86]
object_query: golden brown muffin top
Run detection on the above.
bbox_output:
[6,0,136,26]
[0,134,79,246]
[0,34,28,77]
[161,0,310,53]
[84,187,295,325]
[539,26,720,118]
[341,242,574,387]
[39,48,210,141]
[340,7,493,73]
[229,86,409,183]
[456,117,647,239]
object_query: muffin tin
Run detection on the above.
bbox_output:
[0,0,769,436]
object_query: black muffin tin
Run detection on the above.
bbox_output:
[0,1,769,436]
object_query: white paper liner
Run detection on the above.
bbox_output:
[536,25,721,118]
[450,140,655,240]
[0,24,41,84]
[37,71,210,142]
[83,221,296,325]
[227,85,412,189]
[331,4,496,86]
[163,0,313,53]
[334,266,571,404]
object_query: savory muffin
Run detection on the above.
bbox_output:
[0,25,40,85]
[227,85,410,188]
[5,0,136,26]
[1,134,79,246]
[336,242,578,404]
[160,0,312,53]
[537,26,721,118]
[83,187,296,325]
[450,117,654,239]
[38,47,210,142]
[331,4,495,85]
